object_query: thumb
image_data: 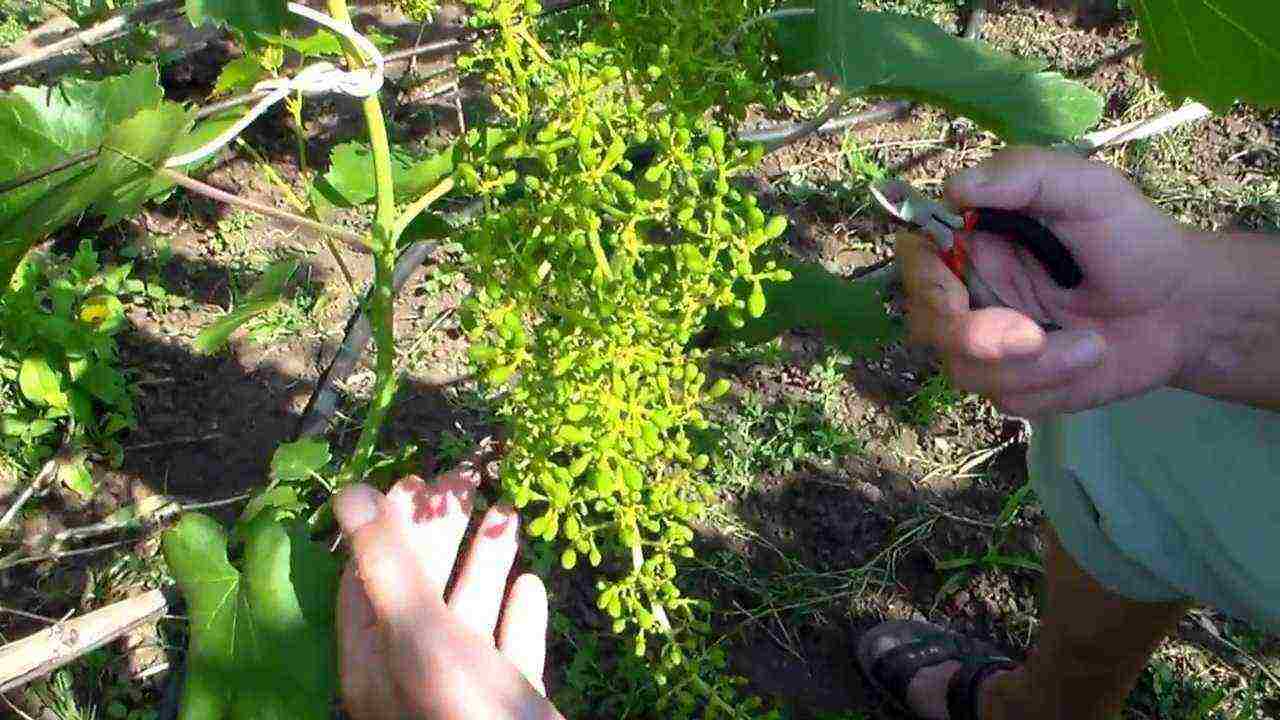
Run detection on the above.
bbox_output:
[945,146,1133,222]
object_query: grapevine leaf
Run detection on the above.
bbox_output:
[0,65,163,229]
[92,102,195,225]
[707,259,900,357]
[237,486,304,535]
[212,56,269,97]
[257,28,396,57]
[322,142,455,207]
[1131,0,1280,111]
[772,4,1103,144]
[161,513,338,720]
[185,0,288,35]
[194,259,298,354]
[0,102,193,286]
[270,438,331,483]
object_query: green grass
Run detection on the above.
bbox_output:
[899,372,964,427]
[704,391,860,491]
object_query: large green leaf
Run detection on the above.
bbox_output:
[707,259,900,356]
[322,142,455,207]
[0,65,163,228]
[186,0,288,35]
[162,513,339,720]
[1131,0,1280,111]
[0,103,194,286]
[773,3,1104,145]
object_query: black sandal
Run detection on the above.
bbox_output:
[856,620,1019,720]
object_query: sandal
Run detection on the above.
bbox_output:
[856,620,1019,720]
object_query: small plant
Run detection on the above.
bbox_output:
[0,241,135,493]
[899,372,963,427]
[934,482,1042,603]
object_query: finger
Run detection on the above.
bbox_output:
[946,329,1107,396]
[334,483,445,627]
[945,146,1134,222]
[895,232,969,315]
[448,505,520,639]
[497,573,549,696]
[384,467,482,596]
[337,566,399,720]
[937,306,1051,362]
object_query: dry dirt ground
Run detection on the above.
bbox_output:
[1,1,1278,718]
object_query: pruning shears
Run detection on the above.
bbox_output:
[870,177,1085,331]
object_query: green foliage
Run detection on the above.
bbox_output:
[772,2,1105,144]
[704,392,859,490]
[1132,0,1280,111]
[585,0,777,120]
[934,483,1042,603]
[0,0,41,46]
[212,56,270,97]
[185,0,288,35]
[708,259,899,357]
[899,372,962,426]
[391,0,440,23]
[321,141,454,207]
[0,66,195,285]
[270,438,332,483]
[193,259,298,354]
[0,241,135,486]
[161,512,339,720]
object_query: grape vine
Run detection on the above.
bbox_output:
[454,0,792,708]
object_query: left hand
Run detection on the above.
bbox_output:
[334,468,564,720]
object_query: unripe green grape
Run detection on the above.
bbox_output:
[763,215,787,239]
[748,281,766,318]
[561,548,578,569]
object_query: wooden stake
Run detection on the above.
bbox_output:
[0,590,168,692]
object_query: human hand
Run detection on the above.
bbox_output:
[898,146,1201,416]
[334,468,564,720]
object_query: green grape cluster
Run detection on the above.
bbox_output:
[454,0,790,713]
[588,0,778,120]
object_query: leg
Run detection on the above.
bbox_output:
[978,521,1191,720]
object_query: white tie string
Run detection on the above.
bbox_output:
[165,2,385,168]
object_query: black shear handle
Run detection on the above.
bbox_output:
[969,208,1084,289]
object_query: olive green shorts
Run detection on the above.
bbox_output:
[1029,388,1280,632]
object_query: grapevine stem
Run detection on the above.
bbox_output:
[391,177,456,242]
[327,0,401,485]
[158,168,367,250]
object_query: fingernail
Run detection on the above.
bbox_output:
[1063,331,1106,369]
[953,166,992,190]
[999,322,1045,357]
[334,484,382,532]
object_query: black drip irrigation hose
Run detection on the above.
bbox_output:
[295,239,440,440]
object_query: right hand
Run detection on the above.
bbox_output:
[898,147,1201,417]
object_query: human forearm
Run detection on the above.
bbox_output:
[1174,229,1280,410]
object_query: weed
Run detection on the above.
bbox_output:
[0,240,136,492]
[933,483,1042,605]
[244,264,328,345]
[1126,660,1230,720]
[705,392,859,490]
[434,426,473,469]
[899,372,963,427]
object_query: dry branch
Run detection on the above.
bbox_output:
[0,590,168,692]
[0,0,183,77]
